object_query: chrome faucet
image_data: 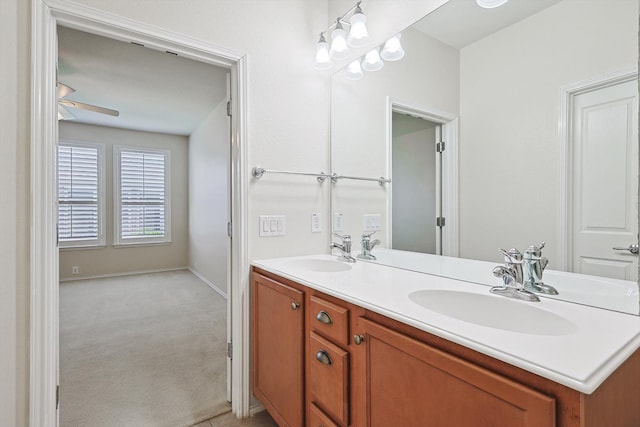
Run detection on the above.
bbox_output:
[490,248,540,302]
[357,231,381,260]
[523,242,558,295]
[331,233,356,263]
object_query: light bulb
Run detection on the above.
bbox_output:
[347,5,369,48]
[313,33,331,70]
[476,0,509,8]
[380,33,405,61]
[329,21,349,60]
[361,48,383,72]
[345,59,364,80]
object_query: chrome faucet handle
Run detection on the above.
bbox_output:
[333,232,351,241]
[499,248,522,264]
[362,230,377,238]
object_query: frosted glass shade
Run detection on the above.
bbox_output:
[345,59,364,80]
[347,10,369,47]
[476,0,509,8]
[329,26,349,60]
[362,48,383,72]
[314,37,331,70]
[380,33,405,61]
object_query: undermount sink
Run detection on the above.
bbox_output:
[285,259,352,272]
[408,289,578,336]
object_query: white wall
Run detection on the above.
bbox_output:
[459,0,638,264]
[189,99,229,294]
[392,114,437,253]
[58,122,189,280]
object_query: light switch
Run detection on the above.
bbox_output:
[363,214,382,232]
[259,215,286,237]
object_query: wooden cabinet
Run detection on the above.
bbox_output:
[252,272,305,427]
[251,267,640,427]
[355,318,555,427]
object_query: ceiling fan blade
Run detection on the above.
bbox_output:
[57,104,76,121]
[57,82,75,98]
[58,99,120,117]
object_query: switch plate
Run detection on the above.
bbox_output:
[311,213,322,233]
[363,214,382,232]
[259,215,286,237]
[333,212,344,233]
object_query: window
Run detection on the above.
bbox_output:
[114,146,171,245]
[57,141,105,248]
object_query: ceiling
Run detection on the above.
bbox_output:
[57,26,229,136]
[413,0,564,49]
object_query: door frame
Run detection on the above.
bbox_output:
[556,66,638,271]
[30,1,251,424]
[386,98,459,257]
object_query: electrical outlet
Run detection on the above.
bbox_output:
[72,266,80,275]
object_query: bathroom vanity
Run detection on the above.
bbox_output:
[251,256,640,427]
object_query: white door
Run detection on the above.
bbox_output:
[571,77,638,280]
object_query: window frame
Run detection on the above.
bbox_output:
[113,145,172,247]
[57,140,106,249]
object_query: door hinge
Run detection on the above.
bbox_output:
[227,342,233,359]
[227,222,233,238]
[56,385,59,409]
[436,217,446,227]
[226,100,232,117]
[436,141,445,153]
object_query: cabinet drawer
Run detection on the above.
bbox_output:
[310,295,349,346]
[309,332,349,426]
[308,403,339,427]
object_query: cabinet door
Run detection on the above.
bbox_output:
[252,273,304,427]
[357,319,556,427]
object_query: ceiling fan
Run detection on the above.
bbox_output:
[57,82,120,120]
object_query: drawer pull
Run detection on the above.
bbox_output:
[291,302,300,311]
[353,334,365,345]
[316,310,333,325]
[316,350,333,365]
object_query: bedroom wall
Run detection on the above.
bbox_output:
[59,122,189,280]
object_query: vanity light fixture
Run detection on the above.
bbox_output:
[476,0,510,8]
[344,59,364,80]
[314,1,369,69]
[361,47,384,72]
[380,33,405,61]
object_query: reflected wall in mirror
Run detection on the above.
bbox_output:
[331,0,639,313]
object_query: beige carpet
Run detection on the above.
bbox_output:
[60,270,230,427]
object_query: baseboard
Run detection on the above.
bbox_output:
[59,266,188,282]
[188,267,228,299]
[249,403,266,416]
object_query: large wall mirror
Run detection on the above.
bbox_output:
[330,0,639,314]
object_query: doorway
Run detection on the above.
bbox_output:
[31,2,250,424]
[56,24,233,425]
[391,113,441,254]
[387,99,459,257]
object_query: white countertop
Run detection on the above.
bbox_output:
[251,254,640,394]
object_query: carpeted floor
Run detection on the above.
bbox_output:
[60,269,230,427]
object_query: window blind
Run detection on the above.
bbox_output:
[58,144,99,242]
[119,150,166,239]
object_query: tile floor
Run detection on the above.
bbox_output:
[191,410,278,427]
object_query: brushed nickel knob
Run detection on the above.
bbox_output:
[291,302,300,310]
[354,334,365,345]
